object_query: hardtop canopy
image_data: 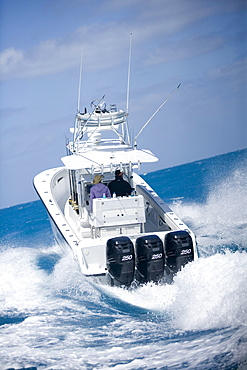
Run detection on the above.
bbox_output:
[61,148,158,170]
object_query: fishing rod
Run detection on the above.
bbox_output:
[134,83,181,148]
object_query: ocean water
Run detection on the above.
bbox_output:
[0,148,247,370]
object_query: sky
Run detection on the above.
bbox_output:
[0,0,246,209]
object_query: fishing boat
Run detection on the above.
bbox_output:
[34,89,198,288]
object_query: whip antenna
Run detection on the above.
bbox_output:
[126,33,132,114]
[77,48,83,113]
[134,83,181,147]
[73,49,84,147]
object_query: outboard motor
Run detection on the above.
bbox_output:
[165,230,194,274]
[106,236,135,287]
[135,235,165,284]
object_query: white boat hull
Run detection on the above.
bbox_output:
[34,166,198,288]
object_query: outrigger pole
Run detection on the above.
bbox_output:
[134,83,181,148]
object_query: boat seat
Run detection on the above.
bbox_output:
[89,195,146,228]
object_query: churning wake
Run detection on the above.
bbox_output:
[0,154,247,369]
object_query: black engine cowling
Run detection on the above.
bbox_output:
[165,230,194,274]
[135,235,165,283]
[106,236,135,287]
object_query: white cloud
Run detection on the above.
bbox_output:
[207,58,247,93]
[146,35,225,65]
[0,48,24,73]
[0,22,131,80]
[0,39,79,80]
[208,58,247,80]
[0,0,245,81]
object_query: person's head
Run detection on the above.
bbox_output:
[93,174,103,184]
[115,169,124,178]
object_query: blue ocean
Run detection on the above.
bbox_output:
[0,148,247,370]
